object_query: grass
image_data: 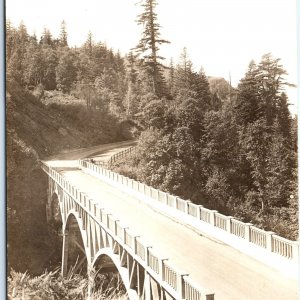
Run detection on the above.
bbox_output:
[8,266,128,300]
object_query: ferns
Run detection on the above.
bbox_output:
[8,268,128,300]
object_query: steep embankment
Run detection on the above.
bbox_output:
[6,80,126,274]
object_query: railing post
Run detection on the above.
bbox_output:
[175,197,179,210]
[83,194,87,208]
[226,216,233,233]
[266,231,274,252]
[106,213,111,228]
[185,200,191,214]
[95,204,101,221]
[123,227,129,245]
[114,219,120,236]
[133,236,140,254]
[145,246,153,266]
[197,205,203,219]
[177,273,189,299]
[159,258,168,280]
[292,241,299,262]
[245,223,252,242]
[88,198,93,212]
[210,210,218,226]
[164,192,168,205]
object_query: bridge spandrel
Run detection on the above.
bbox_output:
[56,168,298,300]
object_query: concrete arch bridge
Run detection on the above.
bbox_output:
[41,142,299,300]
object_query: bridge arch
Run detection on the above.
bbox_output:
[63,211,90,276]
[92,249,134,300]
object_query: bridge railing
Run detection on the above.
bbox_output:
[184,276,215,300]
[78,159,299,262]
[43,162,214,300]
[91,146,136,167]
[272,235,294,259]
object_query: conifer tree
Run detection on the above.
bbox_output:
[235,60,261,126]
[210,92,222,111]
[125,52,138,115]
[173,47,193,98]
[59,20,68,47]
[6,20,16,62]
[194,67,212,108]
[134,0,170,96]
[168,58,175,97]
[7,21,29,83]
[84,31,94,55]
[40,27,53,46]
[257,53,288,126]
[276,92,292,141]
[23,40,43,86]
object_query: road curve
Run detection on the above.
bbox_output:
[46,142,299,300]
[46,140,137,161]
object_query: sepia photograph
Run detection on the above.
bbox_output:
[6,0,298,299]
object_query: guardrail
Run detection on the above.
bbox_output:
[43,162,214,300]
[78,159,299,262]
[91,146,135,167]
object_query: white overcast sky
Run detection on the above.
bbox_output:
[6,0,298,112]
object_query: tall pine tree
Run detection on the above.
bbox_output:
[59,20,68,47]
[134,0,170,97]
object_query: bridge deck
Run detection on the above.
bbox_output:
[56,167,297,300]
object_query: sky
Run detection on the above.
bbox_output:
[6,0,298,112]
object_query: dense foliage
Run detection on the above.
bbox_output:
[112,53,298,240]
[8,268,127,300]
[6,21,132,275]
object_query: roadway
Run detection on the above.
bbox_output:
[46,142,299,300]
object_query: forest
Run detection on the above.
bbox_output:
[6,0,298,297]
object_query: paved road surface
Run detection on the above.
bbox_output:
[47,140,136,161]
[46,142,299,300]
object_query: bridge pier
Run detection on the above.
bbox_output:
[61,230,69,277]
[87,265,94,300]
[46,179,53,222]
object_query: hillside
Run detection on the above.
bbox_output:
[6,80,127,274]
